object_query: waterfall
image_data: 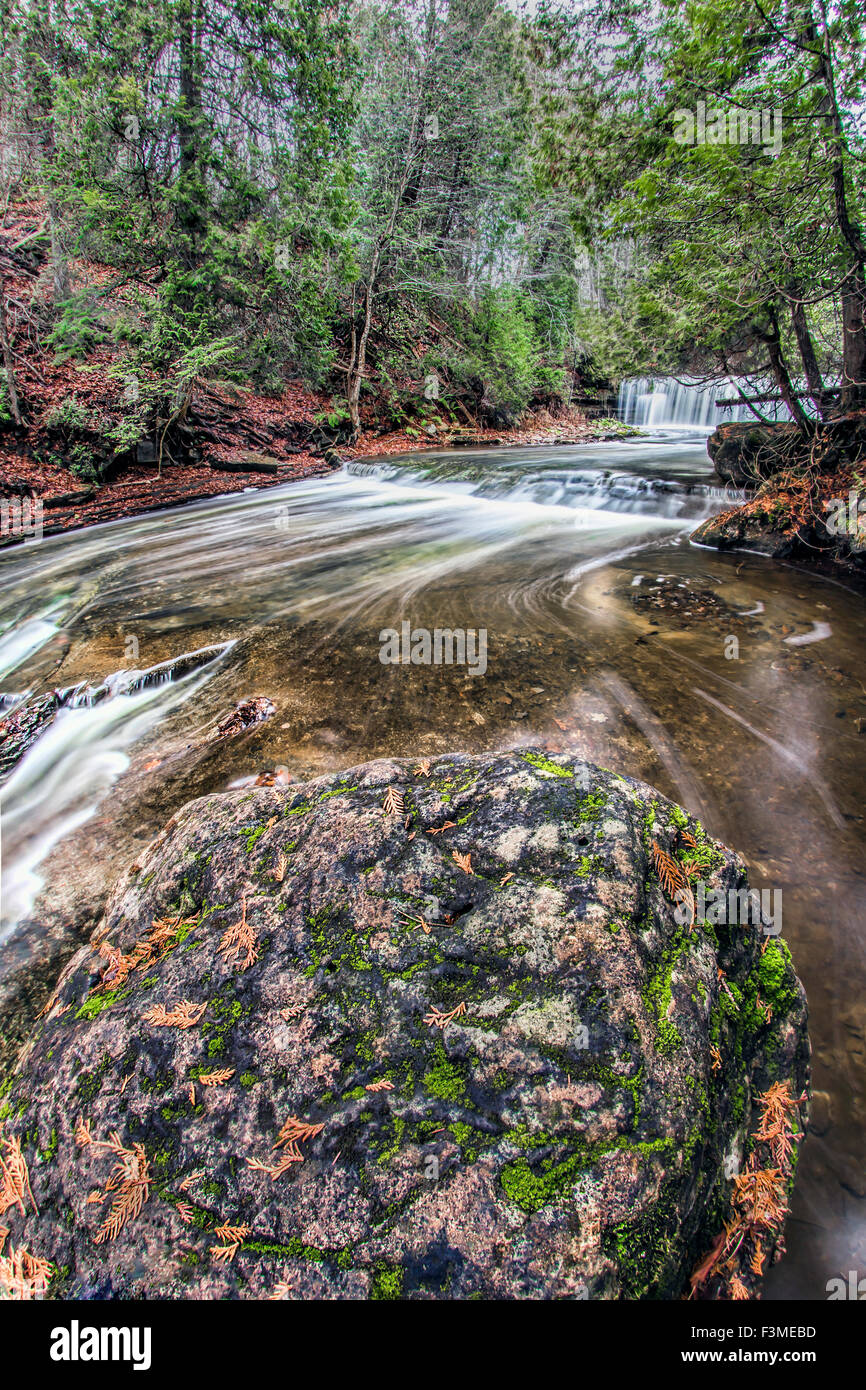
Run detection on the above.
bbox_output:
[618,377,790,431]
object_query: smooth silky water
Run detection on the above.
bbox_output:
[1,433,864,1298]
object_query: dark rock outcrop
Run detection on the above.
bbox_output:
[707,421,799,487]
[698,415,866,579]
[1,750,809,1299]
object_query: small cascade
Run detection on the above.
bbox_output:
[0,641,235,933]
[346,454,742,522]
[618,377,790,431]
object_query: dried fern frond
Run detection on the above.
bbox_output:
[423,1001,466,1031]
[652,841,687,899]
[753,1082,802,1168]
[272,852,288,883]
[93,1142,151,1244]
[245,1153,303,1180]
[0,1243,52,1300]
[413,760,432,777]
[427,821,456,835]
[732,1167,787,1230]
[142,999,206,1029]
[382,786,404,816]
[175,1201,193,1224]
[219,895,258,972]
[269,1279,295,1300]
[211,1242,241,1264]
[274,1116,324,1150]
[89,913,199,998]
[0,1133,36,1218]
[452,850,473,874]
[178,1171,204,1192]
[269,1154,305,1180]
[365,1079,394,1093]
[279,1002,305,1022]
[74,1116,93,1148]
[245,1156,278,1175]
[213,1221,251,1244]
[757,1080,799,1128]
[198,1068,235,1087]
[85,1191,104,1206]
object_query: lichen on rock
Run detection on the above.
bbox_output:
[1,749,809,1299]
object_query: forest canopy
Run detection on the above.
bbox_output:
[0,0,863,439]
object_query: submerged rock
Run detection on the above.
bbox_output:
[0,643,234,786]
[2,749,809,1299]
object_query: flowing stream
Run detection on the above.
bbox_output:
[0,430,864,1299]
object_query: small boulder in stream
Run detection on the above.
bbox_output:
[2,750,809,1299]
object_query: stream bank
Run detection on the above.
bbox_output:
[1,410,635,546]
[694,417,866,584]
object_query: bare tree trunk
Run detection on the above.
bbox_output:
[839,277,866,412]
[790,298,827,419]
[760,309,814,435]
[346,244,381,436]
[0,281,23,423]
[48,203,70,302]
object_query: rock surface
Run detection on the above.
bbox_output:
[707,421,797,487]
[1,749,809,1299]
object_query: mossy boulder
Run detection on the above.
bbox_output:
[2,749,809,1299]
